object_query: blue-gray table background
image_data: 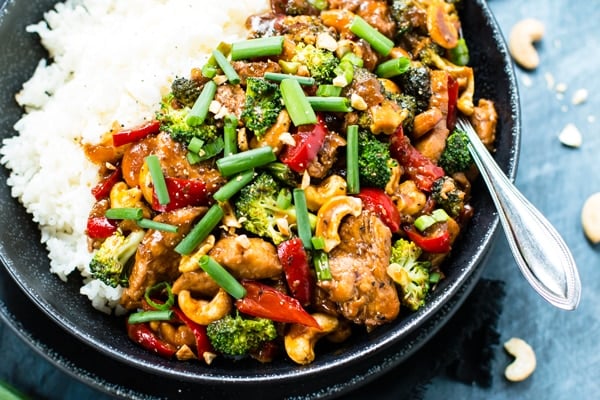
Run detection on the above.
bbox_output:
[1,1,599,399]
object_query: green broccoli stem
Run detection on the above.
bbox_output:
[280,78,318,126]
[375,57,411,78]
[264,72,316,86]
[307,96,352,112]
[212,49,240,85]
[316,84,342,97]
[199,255,246,299]
[213,169,256,202]
[293,188,313,250]
[230,36,284,60]
[216,146,276,177]
[186,80,217,127]
[350,16,394,56]
[346,125,360,194]
[127,310,174,324]
[174,203,224,255]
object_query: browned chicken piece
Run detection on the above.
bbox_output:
[307,131,346,178]
[414,70,450,162]
[172,271,220,297]
[208,235,282,280]
[280,15,337,45]
[120,131,224,192]
[357,1,396,39]
[343,68,385,108]
[231,60,281,86]
[328,0,361,12]
[470,98,498,151]
[120,206,207,310]
[215,84,246,121]
[318,211,400,331]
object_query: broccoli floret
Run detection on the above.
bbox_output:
[170,77,202,108]
[207,313,277,357]
[390,0,428,38]
[241,77,284,138]
[438,129,473,175]
[292,43,340,83]
[394,61,431,114]
[262,162,299,188]
[89,230,145,288]
[388,238,431,311]
[156,95,219,145]
[234,172,312,244]
[386,91,418,133]
[431,176,466,217]
[357,130,396,189]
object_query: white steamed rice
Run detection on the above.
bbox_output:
[0,0,269,313]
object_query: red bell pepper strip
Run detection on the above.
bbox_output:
[446,75,459,132]
[277,238,314,306]
[279,114,327,173]
[236,281,320,329]
[152,177,210,212]
[126,321,177,358]
[171,307,215,363]
[389,125,445,192]
[404,225,451,253]
[112,119,160,147]
[355,188,400,233]
[91,168,122,200]
[86,216,118,239]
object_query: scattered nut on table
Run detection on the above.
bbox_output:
[558,123,582,148]
[504,337,536,382]
[508,18,545,70]
[581,192,600,244]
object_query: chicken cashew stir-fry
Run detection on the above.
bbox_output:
[84,0,498,365]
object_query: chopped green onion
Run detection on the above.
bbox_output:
[187,137,204,154]
[212,49,241,85]
[223,114,238,157]
[429,271,441,284]
[175,204,224,255]
[449,38,470,66]
[186,80,217,127]
[279,60,301,74]
[334,60,354,86]
[199,255,246,299]
[293,188,313,250]
[144,282,175,311]
[195,136,224,162]
[212,169,256,202]
[307,96,352,112]
[316,84,342,97]
[230,36,284,60]
[276,187,293,209]
[308,0,328,11]
[145,155,170,206]
[0,379,28,400]
[128,310,174,324]
[311,236,326,250]
[264,72,316,86]
[313,250,332,280]
[201,64,218,79]
[137,218,178,233]
[346,125,360,194]
[187,151,202,165]
[375,57,410,78]
[431,208,450,222]
[202,42,232,78]
[216,146,276,177]
[350,16,394,56]
[105,207,143,220]
[280,78,317,126]
[414,214,437,231]
[340,51,364,68]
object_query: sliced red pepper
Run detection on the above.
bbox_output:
[355,188,401,233]
[152,176,210,212]
[171,307,215,363]
[279,114,327,173]
[390,125,445,192]
[91,168,122,200]
[112,119,160,147]
[277,238,314,306]
[446,75,459,132]
[236,280,320,329]
[404,225,451,253]
[86,216,118,239]
[126,321,177,358]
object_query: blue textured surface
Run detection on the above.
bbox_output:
[1,0,599,399]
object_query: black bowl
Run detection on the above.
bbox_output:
[0,0,520,398]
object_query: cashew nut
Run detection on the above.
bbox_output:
[426,0,459,49]
[178,234,215,273]
[509,18,545,70]
[284,313,339,365]
[504,337,536,382]
[581,192,600,244]
[315,196,362,252]
[304,175,347,211]
[177,288,232,325]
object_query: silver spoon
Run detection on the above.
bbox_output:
[456,117,581,310]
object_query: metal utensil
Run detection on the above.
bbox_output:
[456,117,581,310]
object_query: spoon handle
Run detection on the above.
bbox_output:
[457,118,581,310]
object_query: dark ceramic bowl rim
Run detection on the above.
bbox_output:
[0,0,520,395]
